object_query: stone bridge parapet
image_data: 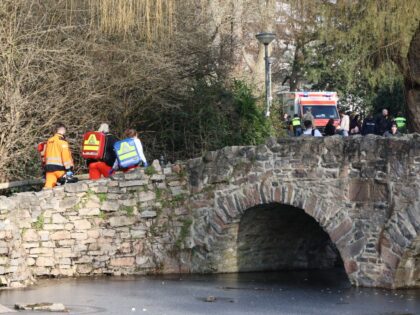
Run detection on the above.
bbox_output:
[0,135,419,289]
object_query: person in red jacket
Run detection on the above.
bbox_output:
[88,123,119,180]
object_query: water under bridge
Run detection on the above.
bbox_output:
[0,135,419,289]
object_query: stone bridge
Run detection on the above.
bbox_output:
[0,135,419,289]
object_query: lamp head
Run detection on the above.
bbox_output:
[256,32,276,45]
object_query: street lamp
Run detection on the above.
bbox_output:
[256,32,276,117]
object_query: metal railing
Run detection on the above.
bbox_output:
[0,174,90,191]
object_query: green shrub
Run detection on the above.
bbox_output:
[231,80,272,146]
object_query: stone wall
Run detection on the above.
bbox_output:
[0,162,192,288]
[0,135,419,289]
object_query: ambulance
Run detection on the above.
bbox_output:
[278,91,340,133]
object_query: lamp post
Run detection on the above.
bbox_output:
[256,32,276,117]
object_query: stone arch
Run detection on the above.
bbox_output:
[394,234,420,288]
[379,205,420,288]
[195,181,361,285]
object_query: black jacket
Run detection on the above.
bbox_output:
[375,115,392,135]
[362,118,376,135]
[324,124,336,136]
[103,133,119,167]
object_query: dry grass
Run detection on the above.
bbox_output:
[86,0,175,42]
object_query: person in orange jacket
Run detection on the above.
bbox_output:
[43,123,74,189]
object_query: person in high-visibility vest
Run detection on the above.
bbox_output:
[394,112,407,133]
[43,123,74,189]
[291,114,302,137]
[112,128,148,173]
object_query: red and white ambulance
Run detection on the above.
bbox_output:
[279,91,340,132]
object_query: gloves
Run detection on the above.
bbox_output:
[66,171,74,177]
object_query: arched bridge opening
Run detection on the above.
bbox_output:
[206,201,349,284]
[236,203,344,273]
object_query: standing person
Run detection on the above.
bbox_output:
[324,119,336,136]
[112,128,148,173]
[88,123,119,180]
[338,110,350,136]
[375,108,392,135]
[43,123,74,189]
[302,107,315,129]
[350,114,361,135]
[394,112,407,134]
[361,112,376,135]
[302,120,323,137]
[291,114,302,137]
[384,123,402,137]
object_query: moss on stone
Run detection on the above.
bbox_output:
[172,194,186,204]
[33,213,45,230]
[155,188,168,200]
[145,166,157,176]
[175,218,193,249]
[20,227,27,237]
[86,188,95,198]
[160,194,187,210]
[98,211,107,220]
[121,205,135,217]
[97,193,107,204]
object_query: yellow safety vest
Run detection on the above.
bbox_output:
[117,141,138,162]
[394,117,406,129]
[292,117,301,127]
[83,134,101,152]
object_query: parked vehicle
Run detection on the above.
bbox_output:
[278,91,340,133]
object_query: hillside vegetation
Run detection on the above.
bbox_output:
[0,0,418,181]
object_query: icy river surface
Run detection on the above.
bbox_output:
[0,269,419,315]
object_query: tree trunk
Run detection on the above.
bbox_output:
[289,41,303,92]
[231,0,244,75]
[405,22,420,133]
[207,0,226,53]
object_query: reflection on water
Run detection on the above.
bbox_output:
[0,269,419,315]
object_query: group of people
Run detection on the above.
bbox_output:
[287,108,407,138]
[42,123,148,189]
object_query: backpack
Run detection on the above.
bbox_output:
[114,138,141,169]
[82,132,106,160]
[37,142,47,167]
